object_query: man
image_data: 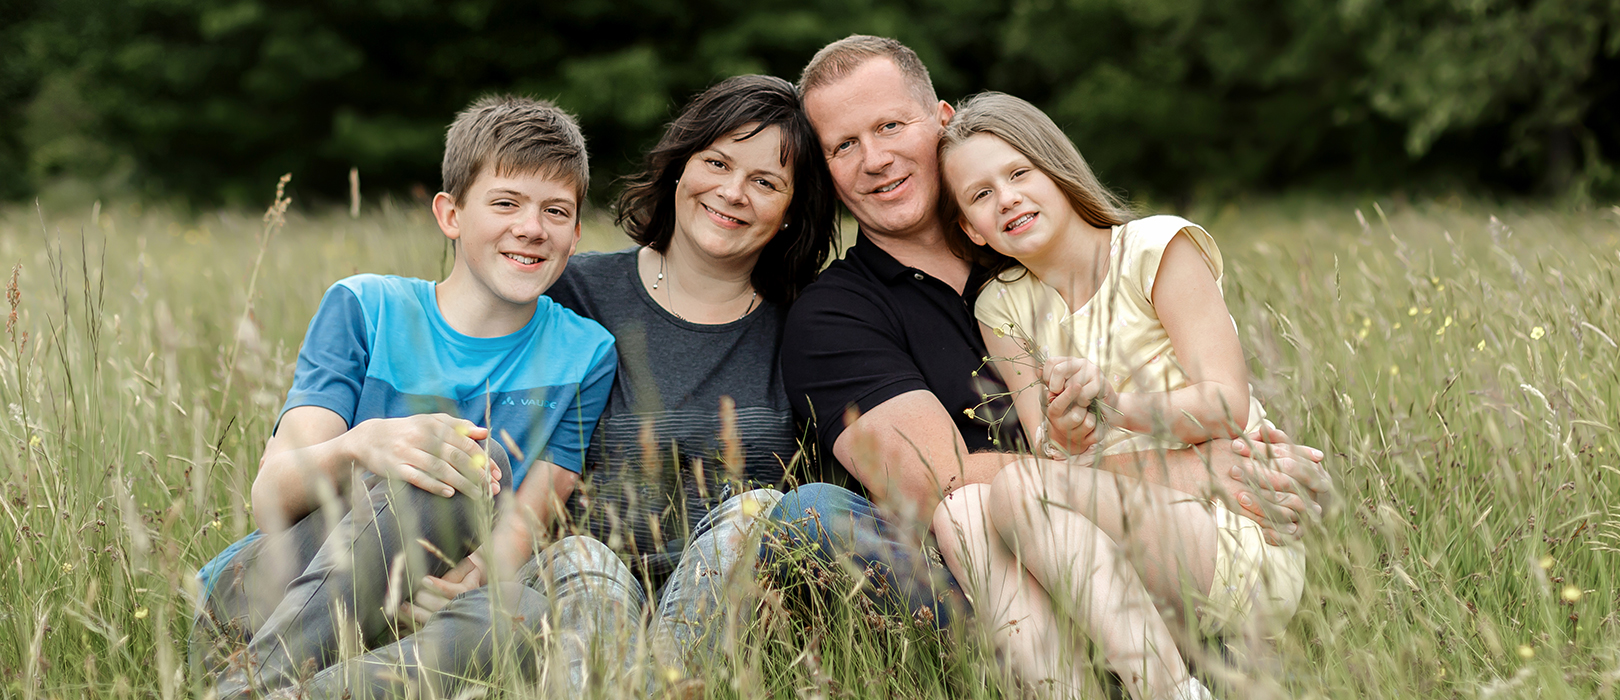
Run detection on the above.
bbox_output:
[769,34,1331,628]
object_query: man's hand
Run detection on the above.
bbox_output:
[1042,356,1114,455]
[1217,422,1331,545]
[346,414,501,499]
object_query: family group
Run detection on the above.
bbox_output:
[190,34,1334,700]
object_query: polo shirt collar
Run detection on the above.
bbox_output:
[848,230,915,282]
[849,229,994,302]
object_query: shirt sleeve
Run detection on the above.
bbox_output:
[780,285,929,455]
[542,340,617,474]
[281,284,370,429]
[973,276,1022,335]
[1128,216,1223,303]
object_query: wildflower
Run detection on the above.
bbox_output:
[134,607,149,620]
[1517,644,1534,659]
[963,407,977,420]
[1562,585,1582,602]
[1530,326,1545,340]
[61,563,73,573]
[1539,555,1554,570]
[1389,365,1399,376]
[470,453,487,471]
[1443,316,1452,327]
[210,519,221,529]
[1477,340,1486,351]
[1408,307,1418,316]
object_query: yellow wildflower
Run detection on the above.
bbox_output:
[1530,326,1545,340]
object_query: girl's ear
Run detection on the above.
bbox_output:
[959,216,988,247]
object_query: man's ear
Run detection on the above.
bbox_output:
[936,100,955,128]
[432,192,461,242]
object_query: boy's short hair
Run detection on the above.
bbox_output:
[798,34,937,109]
[442,95,589,205]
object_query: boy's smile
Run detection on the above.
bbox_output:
[433,168,581,337]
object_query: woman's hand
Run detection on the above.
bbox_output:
[344,414,501,499]
[1041,356,1117,455]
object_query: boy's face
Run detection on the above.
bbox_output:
[434,167,581,310]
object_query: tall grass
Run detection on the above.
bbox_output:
[0,191,1615,699]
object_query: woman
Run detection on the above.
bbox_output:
[294,74,837,699]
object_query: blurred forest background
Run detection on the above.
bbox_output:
[2,0,1618,208]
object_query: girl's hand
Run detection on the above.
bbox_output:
[1041,356,1116,454]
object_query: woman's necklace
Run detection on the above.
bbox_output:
[652,250,758,322]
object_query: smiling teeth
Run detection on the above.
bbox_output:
[705,205,745,225]
[875,179,903,194]
[504,253,539,264]
[1005,213,1035,231]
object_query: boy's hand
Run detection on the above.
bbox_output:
[396,551,489,627]
[347,414,501,499]
[1042,356,1115,454]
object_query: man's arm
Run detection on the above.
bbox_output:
[833,390,1015,524]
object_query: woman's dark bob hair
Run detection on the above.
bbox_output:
[615,74,837,304]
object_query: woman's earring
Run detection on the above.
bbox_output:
[780,221,789,230]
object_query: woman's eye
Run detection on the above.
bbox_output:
[1011,168,1029,179]
[754,178,778,191]
[707,159,728,170]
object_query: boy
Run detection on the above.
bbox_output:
[192,95,615,699]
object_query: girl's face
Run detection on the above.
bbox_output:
[672,123,794,265]
[943,133,1078,264]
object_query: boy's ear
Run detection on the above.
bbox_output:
[568,220,581,257]
[432,192,461,241]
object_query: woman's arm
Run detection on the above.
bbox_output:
[1111,231,1251,443]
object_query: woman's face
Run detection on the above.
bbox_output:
[672,123,794,265]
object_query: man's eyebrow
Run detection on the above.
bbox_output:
[539,196,576,208]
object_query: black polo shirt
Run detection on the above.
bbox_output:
[781,231,1021,484]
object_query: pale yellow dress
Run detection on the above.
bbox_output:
[974,215,1304,638]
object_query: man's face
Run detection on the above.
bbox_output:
[803,58,953,240]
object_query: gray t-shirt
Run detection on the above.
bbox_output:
[545,247,798,577]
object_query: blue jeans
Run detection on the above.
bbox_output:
[284,488,787,698]
[190,443,513,699]
[763,483,965,630]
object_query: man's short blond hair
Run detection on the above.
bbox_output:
[442,95,588,205]
[797,34,938,108]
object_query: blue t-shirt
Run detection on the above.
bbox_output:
[283,274,616,484]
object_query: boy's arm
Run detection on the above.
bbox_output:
[1110,231,1252,443]
[251,406,496,532]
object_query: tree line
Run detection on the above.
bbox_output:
[2,0,1616,207]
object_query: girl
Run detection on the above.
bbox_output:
[931,92,1306,700]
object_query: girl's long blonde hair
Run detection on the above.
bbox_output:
[939,91,1133,282]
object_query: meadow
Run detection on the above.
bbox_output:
[0,187,1617,699]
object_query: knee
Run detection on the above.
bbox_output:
[931,483,990,536]
[771,482,857,529]
[536,536,643,605]
[987,460,1041,534]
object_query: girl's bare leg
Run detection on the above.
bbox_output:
[933,485,1104,699]
[989,458,1220,700]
